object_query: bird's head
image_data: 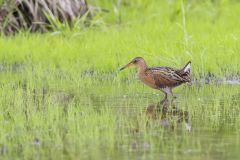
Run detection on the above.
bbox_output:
[120,57,146,71]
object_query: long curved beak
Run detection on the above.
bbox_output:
[120,62,133,71]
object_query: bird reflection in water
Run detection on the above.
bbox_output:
[146,101,192,132]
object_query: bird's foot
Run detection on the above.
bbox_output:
[160,99,165,105]
[160,98,167,105]
[162,99,170,110]
[171,95,178,108]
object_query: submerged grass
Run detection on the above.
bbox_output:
[0,0,240,159]
[0,80,240,159]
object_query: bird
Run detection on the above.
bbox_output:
[120,57,191,106]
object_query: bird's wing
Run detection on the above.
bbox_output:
[149,67,187,87]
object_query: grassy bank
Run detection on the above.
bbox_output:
[0,0,240,79]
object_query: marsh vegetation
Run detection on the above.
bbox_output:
[0,0,240,159]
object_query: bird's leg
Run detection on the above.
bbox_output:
[169,89,176,99]
[160,92,168,105]
[159,88,172,109]
[159,92,170,110]
[169,89,177,109]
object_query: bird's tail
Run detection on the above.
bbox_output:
[176,61,191,83]
[182,61,191,74]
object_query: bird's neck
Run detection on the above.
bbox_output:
[136,63,147,74]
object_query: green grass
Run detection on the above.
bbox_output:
[0,0,240,77]
[0,0,240,159]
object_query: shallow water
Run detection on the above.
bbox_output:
[75,84,240,160]
[0,78,240,159]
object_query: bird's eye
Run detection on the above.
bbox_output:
[133,59,137,63]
